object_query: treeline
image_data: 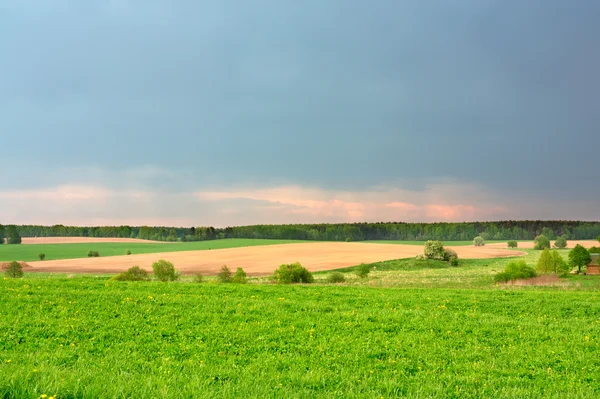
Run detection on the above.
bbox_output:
[7,221,600,242]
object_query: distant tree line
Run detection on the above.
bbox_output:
[4,221,600,243]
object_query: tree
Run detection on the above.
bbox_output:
[0,225,5,244]
[507,240,518,248]
[217,265,233,283]
[550,250,569,276]
[473,237,485,247]
[5,225,21,245]
[424,241,446,260]
[554,236,567,249]
[38,253,46,261]
[356,263,372,278]
[568,245,591,274]
[4,261,23,278]
[152,259,179,281]
[536,248,553,273]
[232,267,247,284]
[533,235,550,250]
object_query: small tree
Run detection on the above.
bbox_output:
[554,236,567,249]
[536,248,553,273]
[327,272,346,283]
[4,261,23,278]
[92,251,100,257]
[507,240,518,248]
[569,245,591,274]
[217,265,233,283]
[126,250,132,255]
[473,236,485,247]
[38,253,46,261]
[88,250,94,257]
[424,241,446,260]
[0,225,5,244]
[550,250,569,276]
[272,262,314,284]
[533,235,550,250]
[152,259,179,281]
[356,263,372,278]
[232,267,247,284]
[5,225,21,245]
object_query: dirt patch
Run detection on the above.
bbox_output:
[26,242,524,276]
[1,261,32,270]
[22,237,166,245]
[501,275,567,287]
[487,240,599,249]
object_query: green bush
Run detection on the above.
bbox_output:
[554,236,567,249]
[111,266,150,282]
[38,253,46,261]
[533,235,550,250]
[327,272,345,283]
[444,248,457,262]
[424,241,446,260]
[193,273,204,283]
[3,261,23,278]
[88,250,94,257]
[126,250,132,255]
[507,240,518,248]
[272,262,314,284]
[536,248,553,273]
[473,237,485,247]
[494,260,537,282]
[356,263,372,278]
[232,267,248,284]
[217,265,233,283]
[152,259,179,282]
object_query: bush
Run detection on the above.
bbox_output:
[424,241,446,260]
[38,253,46,261]
[533,235,550,250]
[327,272,346,283]
[345,237,351,242]
[536,248,553,273]
[232,267,248,284]
[588,246,600,255]
[93,251,100,257]
[553,236,567,249]
[111,266,150,281]
[152,259,179,282]
[217,265,233,283]
[126,250,132,255]
[88,250,94,257]
[507,240,518,248]
[494,260,537,282]
[193,273,204,283]
[551,250,570,276]
[3,261,23,278]
[272,262,314,284]
[356,263,372,278]
[444,248,457,261]
[473,236,485,247]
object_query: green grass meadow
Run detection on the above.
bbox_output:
[0,239,305,262]
[2,244,600,398]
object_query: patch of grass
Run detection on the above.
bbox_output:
[1,279,600,398]
[0,239,307,262]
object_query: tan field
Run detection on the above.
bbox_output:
[27,242,525,276]
[22,237,167,245]
[487,240,599,249]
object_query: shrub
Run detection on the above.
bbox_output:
[38,253,46,261]
[327,272,346,283]
[345,237,351,242]
[554,236,567,249]
[424,241,446,260]
[232,267,248,284]
[551,250,570,276]
[588,246,600,255]
[93,251,100,257]
[272,262,314,284]
[473,237,485,247]
[494,260,537,282]
[533,235,550,250]
[448,256,459,266]
[356,263,372,278]
[444,248,457,262]
[507,240,518,248]
[193,273,204,283]
[111,266,150,282]
[217,265,233,283]
[3,261,23,278]
[88,250,94,257]
[152,259,179,282]
[415,254,426,261]
[536,248,553,273]
[126,250,132,255]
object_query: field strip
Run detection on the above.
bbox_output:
[26,242,525,275]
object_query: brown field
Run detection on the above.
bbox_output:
[27,242,525,276]
[22,237,167,245]
[487,240,599,249]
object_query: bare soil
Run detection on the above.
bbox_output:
[21,237,166,245]
[27,242,525,276]
[501,275,567,287]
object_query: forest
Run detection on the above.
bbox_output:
[4,221,600,242]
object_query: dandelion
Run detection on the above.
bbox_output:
[6,360,11,363]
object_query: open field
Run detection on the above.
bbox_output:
[1,277,600,398]
[0,239,305,263]
[21,237,167,245]
[24,242,524,276]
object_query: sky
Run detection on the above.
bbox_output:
[1,0,599,227]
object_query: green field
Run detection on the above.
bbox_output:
[0,239,305,262]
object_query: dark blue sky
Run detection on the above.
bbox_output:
[1,1,599,226]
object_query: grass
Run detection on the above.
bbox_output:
[0,239,305,262]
